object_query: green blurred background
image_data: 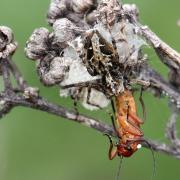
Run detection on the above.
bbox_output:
[0,0,180,180]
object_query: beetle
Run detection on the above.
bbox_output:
[106,89,144,159]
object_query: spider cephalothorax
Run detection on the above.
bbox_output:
[79,25,144,97]
[80,29,126,96]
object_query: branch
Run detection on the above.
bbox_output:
[1,87,180,158]
[0,92,114,135]
[1,59,12,91]
[166,112,180,149]
[7,58,28,90]
[133,22,180,70]
[139,65,180,104]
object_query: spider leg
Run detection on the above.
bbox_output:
[86,86,102,109]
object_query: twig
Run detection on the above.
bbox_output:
[140,65,180,103]
[124,9,180,70]
[143,140,180,158]
[1,90,180,158]
[166,112,180,149]
[7,58,28,90]
[0,91,114,135]
[1,59,13,91]
[0,101,13,118]
[139,25,180,70]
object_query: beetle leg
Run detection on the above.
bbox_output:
[104,133,118,160]
[128,112,143,125]
[108,110,121,138]
[107,99,121,137]
[117,114,143,136]
[109,148,118,160]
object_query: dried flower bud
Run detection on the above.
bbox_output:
[37,56,70,86]
[0,26,17,59]
[52,18,80,48]
[85,10,97,25]
[47,0,66,25]
[122,4,139,20]
[25,28,49,60]
[0,26,14,49]
[47,0,97,25]
[97,0,121,27]
[72,0,96,13]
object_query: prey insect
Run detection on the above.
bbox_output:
[63,26,155,179]
[73,26,154,157]
[106,89,144,159]
[80,28,148,157]
[77,28,145,155]
[105,89,156,180]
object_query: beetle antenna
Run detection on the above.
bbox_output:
[145,141,156,180]
[141,139,156,180]
[116,156,123,180]
[128,138,156,180]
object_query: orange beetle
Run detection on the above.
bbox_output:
[107,89,144,159]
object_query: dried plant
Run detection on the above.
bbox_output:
[0,0,180,159]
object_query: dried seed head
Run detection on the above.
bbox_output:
[97,0,122,27]
[85,10,98,25]
[0,26,17,59]
[25,28,50,60]
[72,0,96,13]
[52,18,81,49]
[122,4,139,20]
[47,0,96,26]
[47,0,66,25]
[0,26,14,48]
[37,56,70,86]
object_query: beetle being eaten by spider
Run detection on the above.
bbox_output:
[59,2,148,110]
[25,0,150,149]
[25,1,157,178]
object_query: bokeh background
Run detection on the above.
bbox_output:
[0,0,180,180]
